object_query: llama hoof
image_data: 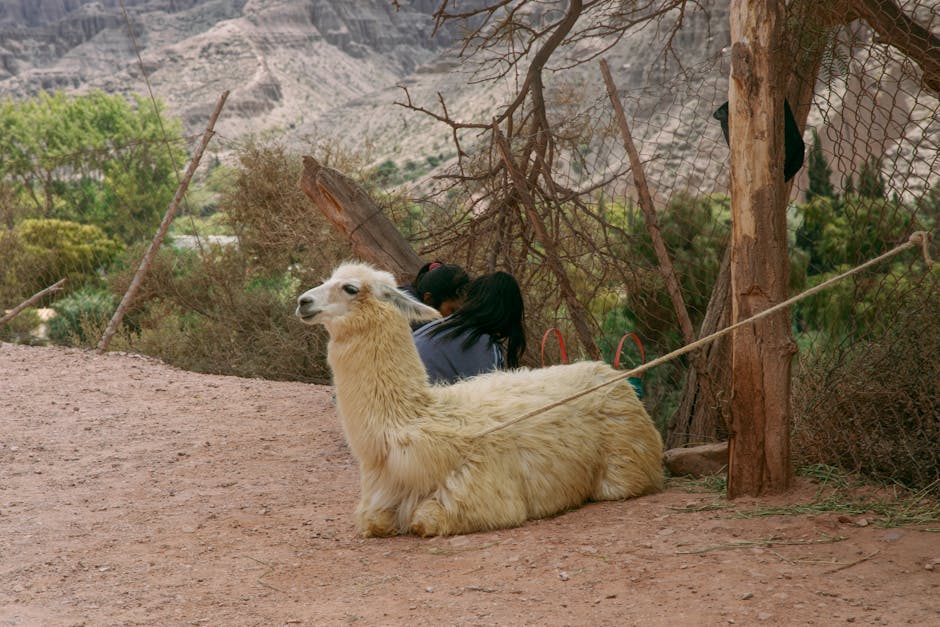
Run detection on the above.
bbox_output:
[410,500,446,537]
[357,508,398,538]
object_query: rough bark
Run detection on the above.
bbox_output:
[300,156,424,284]
[727,0,796,498]
[667,245,732,448]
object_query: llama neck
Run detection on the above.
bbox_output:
[327,302,433,450]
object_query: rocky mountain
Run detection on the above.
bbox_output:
[0,0,472,147]
[0,0,934,200]
[0,1,735,186]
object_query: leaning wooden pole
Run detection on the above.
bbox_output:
[600,59,699,349]
[602,58,728,447]
[97,91,229,354]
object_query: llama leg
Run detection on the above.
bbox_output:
[355,470,401,537]
[356,504,399,537]
[409,463,527,536]
[409,498,448,537]
[592,453,661,501]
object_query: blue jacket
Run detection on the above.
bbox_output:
[413,317,504,385]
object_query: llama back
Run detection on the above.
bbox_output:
[433,360,665,512]
[435,360,650,427]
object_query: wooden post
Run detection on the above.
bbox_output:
[727,0,796,497]
[97,91,229,354]
[602,58,728,447]
[300,156,423,284]
[600,58,698,349]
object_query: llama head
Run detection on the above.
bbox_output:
[296,262,441,332]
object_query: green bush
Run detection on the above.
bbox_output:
[0,219,123,304]
[0,307,42,343]
[792,271,940,490]
[103,139,352,383]
[0,90,185,244]
[220,138,348,283]
[47,286,116,346]
[109,246,331,382]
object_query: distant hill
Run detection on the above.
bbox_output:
[1,1,932,201]
[0,0,468,149]
[0,2,736,183]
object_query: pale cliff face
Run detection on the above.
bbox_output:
[0,0,734,199]
[0,0,456,133]
[0,0,736,192]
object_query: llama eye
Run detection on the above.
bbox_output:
[342,284,359,295]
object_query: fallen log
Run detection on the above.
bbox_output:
[300,156,423,283]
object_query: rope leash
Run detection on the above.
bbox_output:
[472,231,934,439]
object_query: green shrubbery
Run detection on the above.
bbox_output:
[0,307,41,343]
[788,138,938,489]
[108,247,330,382]
[0,90,185,244]
[792,269,940,489]
[47,286,116,345]
[102,140,348,383]
[0,218,123,310]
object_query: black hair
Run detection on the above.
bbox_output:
[414,262,470,310]
[411,260,442,290]
[428,271,526,368]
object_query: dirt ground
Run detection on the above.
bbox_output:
[1,342,938,626]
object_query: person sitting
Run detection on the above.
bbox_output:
[400,261,470,329]
[414,262,470,317]
[398,260,436,303]
[413,270,526,385]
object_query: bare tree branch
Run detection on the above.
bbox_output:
[839,0,940,94]
[0,278,66,327]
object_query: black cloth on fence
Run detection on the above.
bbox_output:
[712,98,805,182]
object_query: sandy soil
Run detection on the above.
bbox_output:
[1,342,938,626]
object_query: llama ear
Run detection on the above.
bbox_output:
[377,284,442,322]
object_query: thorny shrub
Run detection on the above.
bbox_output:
[107,139,355,383]
[792,268,940,490]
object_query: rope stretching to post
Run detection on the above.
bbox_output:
[472,231,934,439]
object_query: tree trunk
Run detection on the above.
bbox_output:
[300,156,424,284]
[727,0,796,498]
[666,245,732,448]
[669,0,833,449]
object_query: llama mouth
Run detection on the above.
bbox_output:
[296,307,321,321]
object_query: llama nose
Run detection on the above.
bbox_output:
[298,294,314,306]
